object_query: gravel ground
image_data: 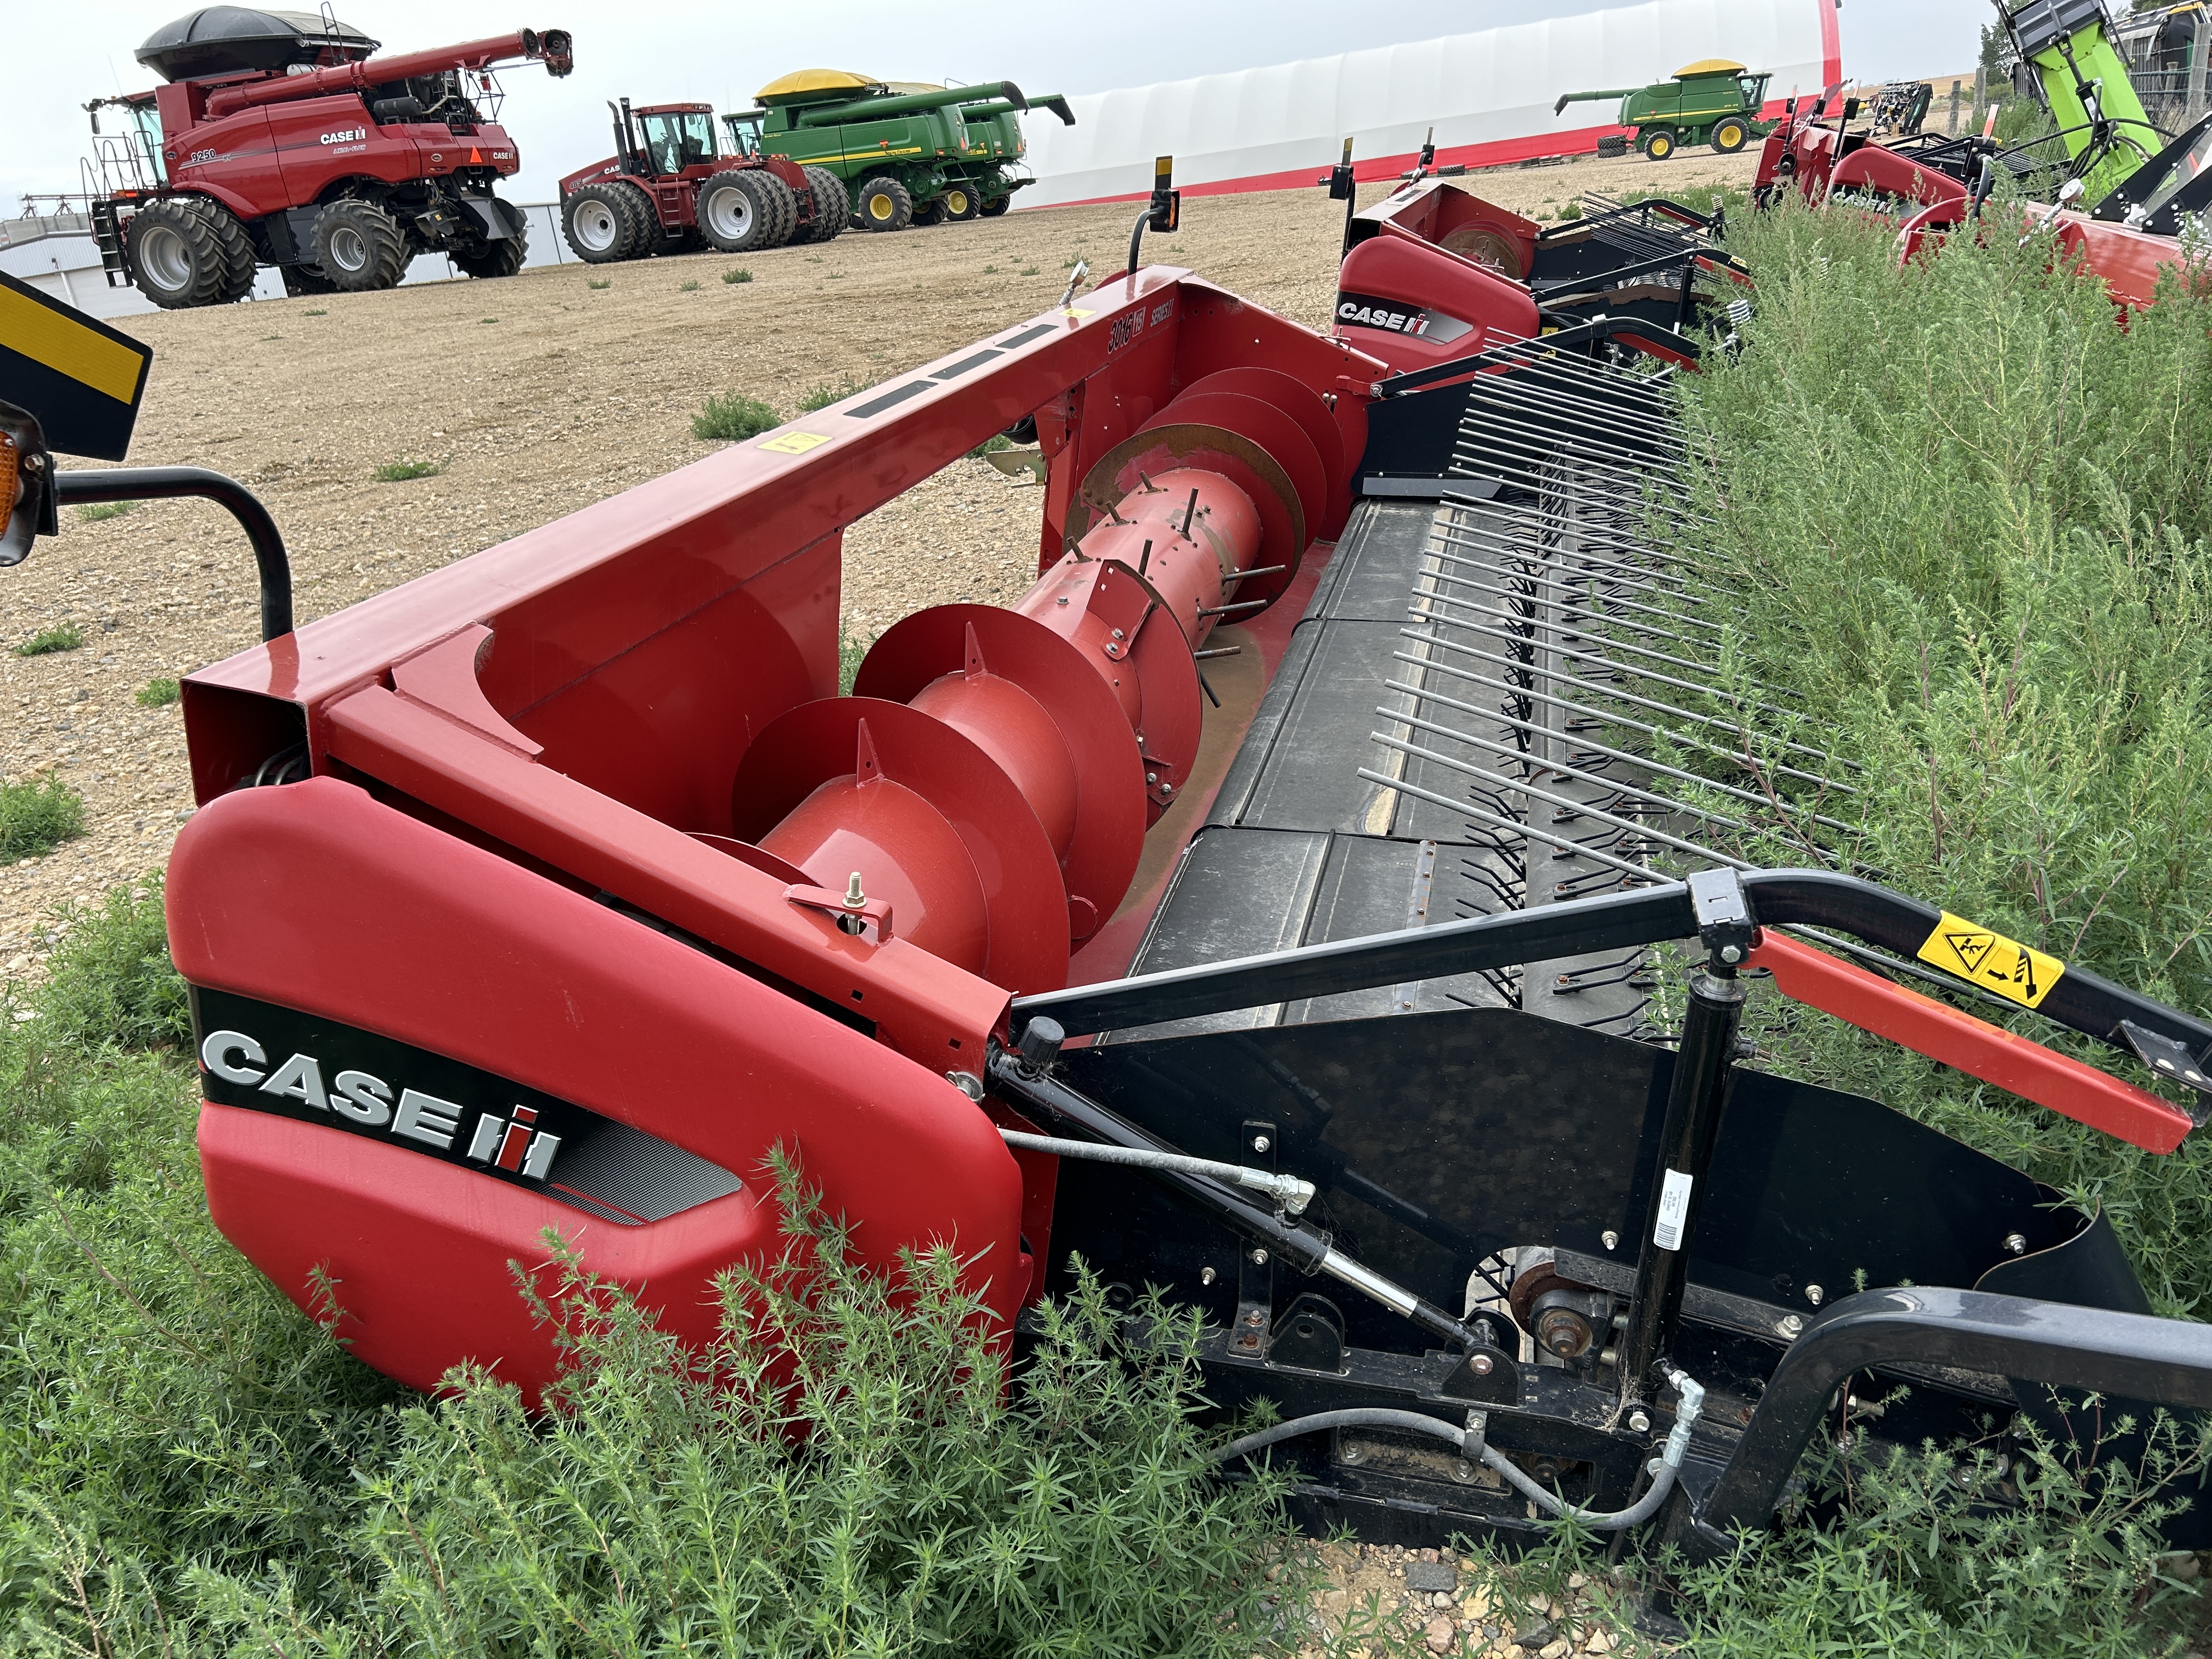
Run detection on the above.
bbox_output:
[1,145,1755,964]
[1295,1542,1640,1657]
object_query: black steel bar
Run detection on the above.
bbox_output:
[1617,961,1746,1404]
[1693,1287,2212,1551]
[54,466,292,640]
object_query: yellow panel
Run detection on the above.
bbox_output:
[759,430,830,454]
[1673,58,1749,78]
[0,283,147,405]
[755,68,878,100]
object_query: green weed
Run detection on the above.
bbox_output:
[678,279,699,291]
[0,773,84,861]
[983,263,999,273]
[691,392,782,442]
[302,307,328,315]
[370,458,441,483]
[722,266,753,284]
[587,276,611,290]
[800,376,871,413]
[838,629,873,695]
[967,433,1012,459]
[136,678,180,708]
[14,623,84,656]
[1019,265,1040,276]
[74,500,137,523]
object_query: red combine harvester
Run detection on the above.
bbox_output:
[555,98,843,263]
[79,7,572,306]
[9,170,2212,1561]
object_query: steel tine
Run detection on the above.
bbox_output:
[1357,768,1664,883]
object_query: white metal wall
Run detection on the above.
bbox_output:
[1020,0,1839,208]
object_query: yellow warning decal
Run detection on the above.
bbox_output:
[0,281,147,404]
[758,430,830,454]
[1916,912,2066,1009]
[1062,307,1094,319]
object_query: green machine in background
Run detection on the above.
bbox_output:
[1554,59,1776,160]
[2000,0,2170,211]
[726,70,1076,232]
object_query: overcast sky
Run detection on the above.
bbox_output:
[2,0,1990,211]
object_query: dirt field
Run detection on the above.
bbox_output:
[0,145,1756,965]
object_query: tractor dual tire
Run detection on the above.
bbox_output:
[939,181,983,221]
[1595,133,1629,159]
[854,175,913,232]
[978,193,1011,218]
[1642,129,1678,162]
[910,197,948,227]
[1710,117,1750,154]
[797,166,847,243]
[313,199,410,292]
[127,198,256,309]
[698,169,794,253]
[563,182,648,263]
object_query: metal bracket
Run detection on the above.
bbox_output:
[2120,1019,2212,1122]
[784,884,894,943]
[1686,866,1755,964]
[1232,1119,1279,1357]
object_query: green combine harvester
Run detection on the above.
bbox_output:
[1554,59,1775,160]
[726,70,1075,231]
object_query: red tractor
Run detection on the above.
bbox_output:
[82,7,572,308]
[556,98,845,261]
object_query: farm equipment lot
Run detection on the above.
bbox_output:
[0,149,1754,955]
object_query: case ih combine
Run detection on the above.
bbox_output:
[79,7,572,307]
[8,161,2212,1571]
[556,98,844,263]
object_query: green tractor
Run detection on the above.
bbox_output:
[726,70,1075,230]
[1554,59,1776,161]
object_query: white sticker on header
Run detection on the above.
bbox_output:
[1652,1168,1695,1252]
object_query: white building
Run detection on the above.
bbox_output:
[1020,0,1842,208]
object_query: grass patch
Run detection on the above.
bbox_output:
[302,307,327,315]
[678,279,699,291]
[135,678,180,708]
[691,392,781,442]
[13,623,84,657]
[799,375,872,413]
[721,266,752,284]
[370,458,442,483]
[838,629,873,695]
[1019,264,1040,276]
[586,276,611,290]
[0,773,86,862]
[1661,191,2212,1318]
[967,433,1012,459]
[73,500,137,523]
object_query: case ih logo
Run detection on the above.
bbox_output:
[319,127,369,146]
[1333,291,1476,345]
[201,1029,563,1178]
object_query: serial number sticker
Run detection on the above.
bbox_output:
[758,430,830,454]
[1916,911,2066,1009]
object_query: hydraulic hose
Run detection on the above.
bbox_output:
[1211,1369,1706,1533]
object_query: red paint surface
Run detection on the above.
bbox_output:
[1748,930,2192,1154]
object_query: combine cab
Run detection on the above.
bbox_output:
[556,98,843,262]
[81,7,572,307]
[730,69,1075,230]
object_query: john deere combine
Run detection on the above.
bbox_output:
[727,70,1075,230]
[1554,59,1775,161]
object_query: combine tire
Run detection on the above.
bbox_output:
[1595,133,1628,159]
[453,231,527,279]
[127,198,253,309]
[1642,128,1678,162]
[698,170,789,252]
[939,181,983,221]
[563,184,640,262]
[911,196,948,227]
[854,175,913,232]
[978,193,1011,218]
[312,199,409,291]
[797,166,847,243]
[1710,117,1750,154]
[283,262,339,297]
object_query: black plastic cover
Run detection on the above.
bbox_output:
[136,7,376,83]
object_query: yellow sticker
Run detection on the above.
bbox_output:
[1916,912,2066,1009]
[1063,307,1094,319]
[758,430,830,454]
